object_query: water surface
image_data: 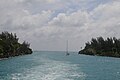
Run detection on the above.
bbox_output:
[0,51,120,80]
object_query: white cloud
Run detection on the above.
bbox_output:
[88,1,120,37]
[0,0,120,51]
[49,10,90,27]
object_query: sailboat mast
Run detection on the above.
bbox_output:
[66,40,68,53]
[66,40,70,56]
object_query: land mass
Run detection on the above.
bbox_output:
[0,31,32,58]
[79,37,120,58]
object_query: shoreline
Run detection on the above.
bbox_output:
[0,53,32,61]
[78,52,120,58]
[0,58,8,61]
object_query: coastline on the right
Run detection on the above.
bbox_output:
[78,36,120,58]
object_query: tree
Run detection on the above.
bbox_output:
[79,37,120,57]
[0,31,32,58]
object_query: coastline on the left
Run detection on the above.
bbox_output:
[0,31,32,59]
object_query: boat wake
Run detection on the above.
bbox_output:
[11,57,86,80]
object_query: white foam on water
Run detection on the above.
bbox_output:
[11,57,86,80]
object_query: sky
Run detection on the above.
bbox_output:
[0,0,120,51]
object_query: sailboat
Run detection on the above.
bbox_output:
[66,40,70,56]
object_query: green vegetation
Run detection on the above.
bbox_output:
[0,31,32,58]
[79,37,120,58]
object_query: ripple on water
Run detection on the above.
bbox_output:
[10,58,86,80]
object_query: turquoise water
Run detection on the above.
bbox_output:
[0,51,120,80]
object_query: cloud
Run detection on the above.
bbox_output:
[0,0,120,51]
[49,10,90,27]
[88,1,120,37]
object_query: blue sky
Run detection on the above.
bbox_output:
[0,0,120,51]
